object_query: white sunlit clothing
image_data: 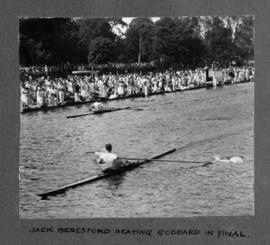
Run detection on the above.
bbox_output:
[58,84,65,104]
[100,84,108,98]
[80,83,88,99]
[94,151,118,170]
[68,82,74,93]
[92,101,103,110]
[74,92,80,102]
[59,90,64,104]
[48,88,54,105]
[88,82,95,94]
[36,89,45,106]
[19,66,254,111]
[21,87,30,106]
[143,82,149,96]
[51,87,58,105]
[172,77,176,91]
[117,84,124,96]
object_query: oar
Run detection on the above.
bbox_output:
[67,112,94,119]
[86,152,211,164]
[85,151,96,154]
[119,157,212,165]
[86,152,212,168]
[106,106,146,111]
[128,108,145,111]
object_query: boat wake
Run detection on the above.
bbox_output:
[213,155,244,163]
[175,125,252,154]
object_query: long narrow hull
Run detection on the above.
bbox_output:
[37,148,176,199]
[66,107,131,119]
[89,107,130,114]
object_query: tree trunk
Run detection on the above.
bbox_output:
[138,32,142,64]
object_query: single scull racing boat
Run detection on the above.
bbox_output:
[66,107,143,119]
[37,148,176,199]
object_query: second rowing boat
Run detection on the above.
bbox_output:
[66,107,144,119]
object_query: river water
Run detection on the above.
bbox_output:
[20,83,254,218]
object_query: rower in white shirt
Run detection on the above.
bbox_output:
[94,144,124,173]
[90,101,103,111]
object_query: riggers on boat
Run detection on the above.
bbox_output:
[37,148,176,199]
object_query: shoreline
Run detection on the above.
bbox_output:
[21,80,253,114]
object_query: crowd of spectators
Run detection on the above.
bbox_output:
[20,62,159,80]
[20,66,255,109]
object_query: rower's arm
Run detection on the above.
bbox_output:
[94,152,105,164]
[94,151,101,156]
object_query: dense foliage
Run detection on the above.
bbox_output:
[19,16,254,69]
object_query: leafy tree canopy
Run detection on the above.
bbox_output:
[19,16,254,69]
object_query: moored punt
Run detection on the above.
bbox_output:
[37,148,176,199]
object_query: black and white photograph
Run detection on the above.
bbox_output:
[19,16,254,219]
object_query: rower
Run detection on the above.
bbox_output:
[90,101,103,111]
[94,144,125,173]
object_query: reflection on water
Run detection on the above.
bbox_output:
[106,173,126,190]
[20,83,254,218]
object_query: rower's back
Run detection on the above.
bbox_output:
[94,143,117,171]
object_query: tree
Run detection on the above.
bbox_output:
[152,17,205,68]
[124,18,155,63]
[88,37,115,64]
[19,16,254,69]
[204,17,235,66]
[76,18,123,64]
[76,18,116,45]
[19,18,84,66]
[234,16,254,61]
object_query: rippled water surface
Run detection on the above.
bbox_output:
[20,83,254,218]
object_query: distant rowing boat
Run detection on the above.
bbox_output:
[66,107,144,119]
[89,107,134,114]
[37,148,176,199]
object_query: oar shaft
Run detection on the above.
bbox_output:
[67,113,92,119]
[119,157,208,164]
[87,153,210,164]
[129,108,144,111]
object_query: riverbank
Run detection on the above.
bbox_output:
[21,79,252,114]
